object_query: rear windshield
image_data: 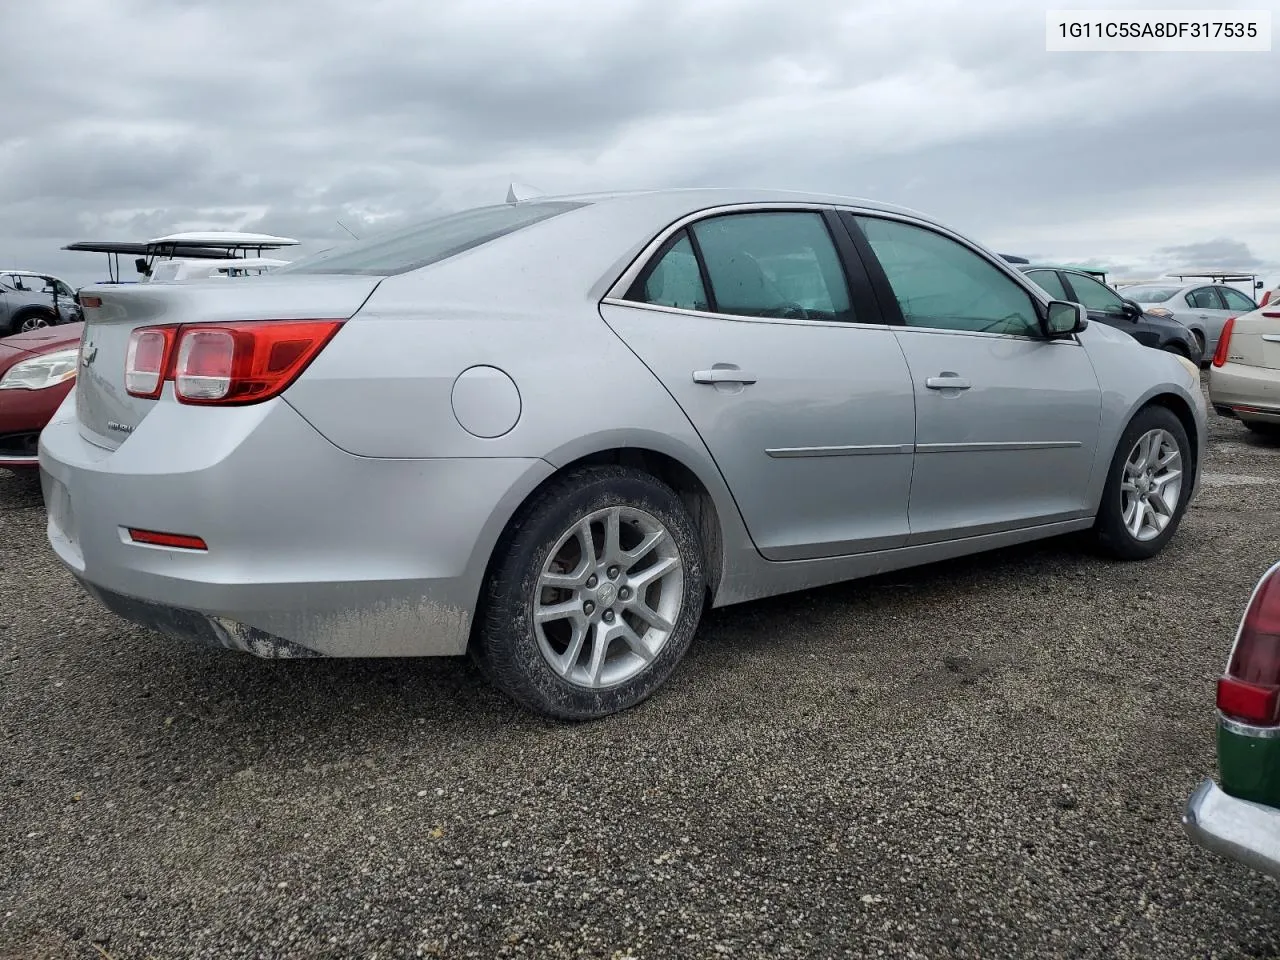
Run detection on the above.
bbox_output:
[1123,285,1181,303]
[277,201,587,277]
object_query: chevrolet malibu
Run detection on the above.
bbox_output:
[40,189,1206,719]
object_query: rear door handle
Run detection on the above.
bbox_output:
[925,374,971,390]
[693,368,757,385]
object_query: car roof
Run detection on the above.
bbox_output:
[532,186,940,222]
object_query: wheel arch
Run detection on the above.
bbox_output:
[9,304,57,332]
[476,438,735,622]
[1142,390,1201,471]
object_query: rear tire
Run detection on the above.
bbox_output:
[475,466,706,720]
[1244,421,1280,439]
[9,309,56,335]
[1094,406,1192,560]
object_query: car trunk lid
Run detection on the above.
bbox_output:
[1226,310,1280,370]
[74,276,381,450]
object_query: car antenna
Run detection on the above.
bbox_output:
[335,219,360,240]
[507,181,545,204]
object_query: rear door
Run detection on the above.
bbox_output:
[1186,287,1234,355]
[601,208,916,561]
[844,213,1102,544]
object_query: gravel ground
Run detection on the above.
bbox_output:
[3,381,1280,960]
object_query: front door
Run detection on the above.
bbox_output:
[847,214,1103,544]
[602,210,916,561]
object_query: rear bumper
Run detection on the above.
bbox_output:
[1183,779,1280,880]
[1210,364,1280,424]
[39,391,554,657]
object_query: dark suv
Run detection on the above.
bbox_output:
[1021,265,1203,365]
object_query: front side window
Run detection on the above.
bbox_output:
[690,212,853,322]
[855,217,1038,336]
[1026,269,1070,301]
[1187,287,1224,309]
[1064,272,1125,315]
[634,232,709,311]
[1221,287,1258,312]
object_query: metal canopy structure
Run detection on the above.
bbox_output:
[64,233,299,283]
[1171,271,1263,288]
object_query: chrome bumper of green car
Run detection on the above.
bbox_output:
[1184,779,1280,880]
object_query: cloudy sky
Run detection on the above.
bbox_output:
[2,0,1277,288]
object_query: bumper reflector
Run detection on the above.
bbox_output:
[127,528,209,551]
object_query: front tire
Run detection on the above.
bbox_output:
[1094,406,1192,560]
[475,466,706,720]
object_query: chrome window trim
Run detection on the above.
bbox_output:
[603,200,1084,345]
[600,297,896,332]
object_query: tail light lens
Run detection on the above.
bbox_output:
[125,326,178,398]
[1263,290,1273,307]
[1212,317,1236,368]
[1263,311,1280,319]
[1219,563,1280,725]
[124,320,342,405]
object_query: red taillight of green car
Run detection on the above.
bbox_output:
[1217,563,1280,806]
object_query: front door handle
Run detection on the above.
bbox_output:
[925,374,971,391]
[693,368,757,385]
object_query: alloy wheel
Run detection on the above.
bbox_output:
[534,505,684,689]
[1120,428,1183,542]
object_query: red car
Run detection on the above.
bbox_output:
[0,323,82,470]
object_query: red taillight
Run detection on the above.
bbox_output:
[125,326,178,398]
[1219,564,1280,725]
[123,320,342,405]
[127,528,208,551]
[1263,311,1280,319]
[79,294,102,308]
[1263,290,1273,307]
[1212,317,1236,368]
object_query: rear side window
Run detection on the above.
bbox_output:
[277,201,587,277]
[1187,287,1225,309]
[635,232,709,311]
[691,212,853,322]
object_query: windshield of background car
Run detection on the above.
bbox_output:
[276,201,589,277]
[1123,285,1181,303]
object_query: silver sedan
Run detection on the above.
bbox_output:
[1122,281,1260,359]
[40,189,1206,719]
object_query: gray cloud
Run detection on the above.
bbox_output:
[1159,238,1272,270]
[2,0,1278,288]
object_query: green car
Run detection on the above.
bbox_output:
[1184,560,1280,877]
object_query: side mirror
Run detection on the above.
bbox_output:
[1121,299,1144,320]
[1044,300,1087,337]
